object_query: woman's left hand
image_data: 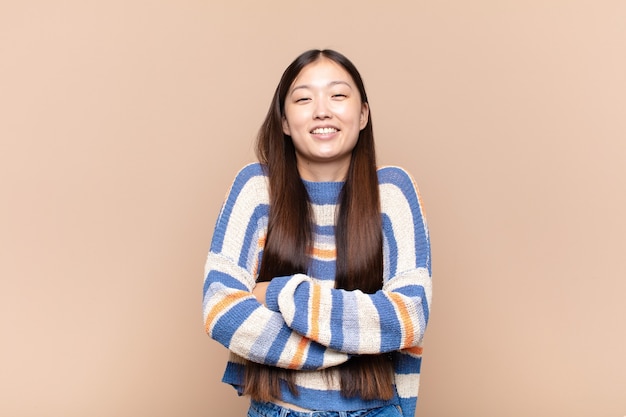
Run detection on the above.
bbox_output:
[252,281,270,306]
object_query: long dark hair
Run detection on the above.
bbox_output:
[244,49,394,402]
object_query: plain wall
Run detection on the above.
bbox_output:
[1,1,625,416]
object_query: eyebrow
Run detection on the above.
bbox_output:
[290,80,353,94]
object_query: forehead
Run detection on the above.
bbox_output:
[290,58,355,89]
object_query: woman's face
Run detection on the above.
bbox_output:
[282,57,369,182]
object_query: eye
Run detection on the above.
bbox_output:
[332,93,347,100]
[295,97,311,103]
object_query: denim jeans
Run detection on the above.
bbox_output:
[247,401,403,417]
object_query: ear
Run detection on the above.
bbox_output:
[282,116,291,136]
[359,102,369,130]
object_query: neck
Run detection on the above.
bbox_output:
[296,158,350,182]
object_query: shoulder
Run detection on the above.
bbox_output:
[226,163,268,196]
[231,162,268,186]
[377,167,430,270]
[377,165,419,195]
[377,166,426,218]
[220,163,269,214]
[211,164,269,254]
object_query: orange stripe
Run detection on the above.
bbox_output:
[388,293,415,348]
[311,247,336,260]
[252,236,266,276]
[310,284,321,340]
[412,178,427,219]
[205,290,249,333]
[404,346,423,356]
[288,338,309,369]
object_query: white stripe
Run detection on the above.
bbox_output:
[277,332,308,366]
[315,287,333,346]
[204,251,256,289]
[394,372,420,399]
[277,273,309,326]
[231,309,279,360]
[355,293,381,352]
[380,183,417,272]
[311,203,336,227]
[203,282,252,335]
[221,175,269,261]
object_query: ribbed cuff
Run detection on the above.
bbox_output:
[264,275,291,312]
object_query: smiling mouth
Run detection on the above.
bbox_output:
[311,127,338,134]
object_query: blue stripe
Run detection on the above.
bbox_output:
[329,289,345,350]
[303,180,343,205]
[211,163,265,253]
[203,271,248,298]
[399,396,417,417]
[394,284,429,325]
[221,361,245,394]
[290,281,311,335]
[378,167,431,274]
[265,325,295,366]
[394,353,422,374]
[375,295,403,352]
[238,204,269,268]
[249,313,286,364]
[308,258,336,280]
[314,224,335,235]
[302,340,328,369]
[382,213,397,277]
[278,381,398,412]
[341,293,360,352]
[212,298,260,347]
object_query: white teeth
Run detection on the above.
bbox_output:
[311,127,337,134]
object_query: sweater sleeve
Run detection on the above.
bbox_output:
[203,164,349,370]
[264,166,432,355]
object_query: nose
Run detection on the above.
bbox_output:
[313,98,332,120]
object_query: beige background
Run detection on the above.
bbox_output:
[1,1,625,416]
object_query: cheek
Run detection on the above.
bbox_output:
[284,108,309,129]
[337,103,364,124]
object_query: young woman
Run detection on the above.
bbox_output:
[203,49,432,417]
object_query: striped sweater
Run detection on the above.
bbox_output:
[203,163,432,416]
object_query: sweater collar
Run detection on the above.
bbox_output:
[302,179,344,205]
